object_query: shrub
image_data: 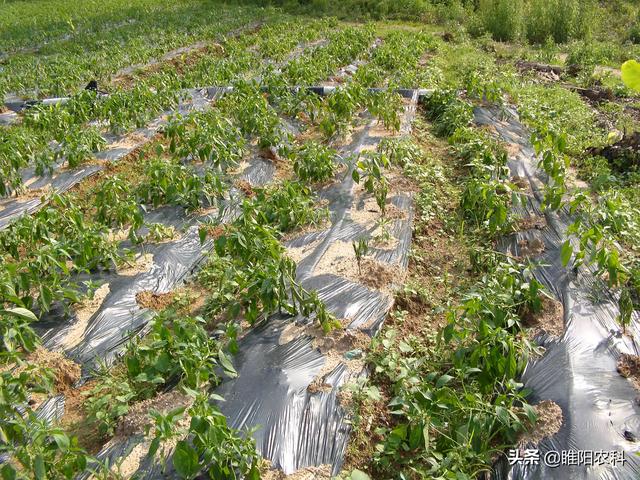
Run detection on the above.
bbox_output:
[629,24,640,44]
[477,0,523,42]
[524,0,593,44]
[476,0,596,44]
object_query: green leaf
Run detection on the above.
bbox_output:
[560,240,573,267]
[246,465,261,480]
[622,60,640,92]
[147,437,160,459]
[436,374,453,388]
[34,455,46,480]
[423,425,430,451]
[218,350,237,378]
[1,464,17,480]
[173,441,199,479]
[0,307,38,322]
[52,432,70,450]
[350,469,371,480]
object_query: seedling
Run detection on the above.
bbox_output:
[352,238,369,275]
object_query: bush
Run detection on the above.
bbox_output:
[524,0,591,44]
[477,0,523,42]
[476,0,596,44]
[630,24,640,44]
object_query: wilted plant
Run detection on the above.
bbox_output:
[352,238,369,275]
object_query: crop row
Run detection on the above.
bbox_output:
[0,19,341,197]
[347,88,545,478]
[0,25,411,478]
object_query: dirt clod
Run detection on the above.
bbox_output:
[116,390,190,437]
[523,295,565,338]
[518,237,545,258]
[135,290,175,311]
[511,175,529,189]
[618,354,640,391]
[261,464,332,480]
[234,179,255,197]
[518,215,546,231]
[23,347,81,392]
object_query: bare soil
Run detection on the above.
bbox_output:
[116,390,191,437]
[519,400,563,445]
[261,464,332,480]
[23,347,81,392]
[313,240,401,292]
[135,290,175,311]
[117,252,154,276]
[285,238,323,264]
[517,237,545,258]
[64,283,111,349]
[523,295,565,339]
[234,178,256,197]
[59,380,107,455]
[518,215,546,231]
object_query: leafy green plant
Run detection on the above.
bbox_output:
[93,175,144,242]
[423,89,473,139]
[352,151,391,216]
[61,125,107,169]
[136,158,224,211]
[84,371,136,437]
[366,89,403,132]
[293,142,336,183]
[377,137,421,167]
[145,223,177,243]
[531,129,570,211]
[319,83,367,139]
[618,287,634,334]
[164,110,246,170]
[0,307,40,360]
[460,177,514,236]
[124,313,235,395]
[250,181,328,234]
[171,393,260,480]
[369,259,540,478]
[147,405,187,473]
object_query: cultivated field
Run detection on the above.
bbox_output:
[1,0,640,479]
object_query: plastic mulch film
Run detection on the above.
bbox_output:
[473,105,640,479]
[75,92,419,479]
